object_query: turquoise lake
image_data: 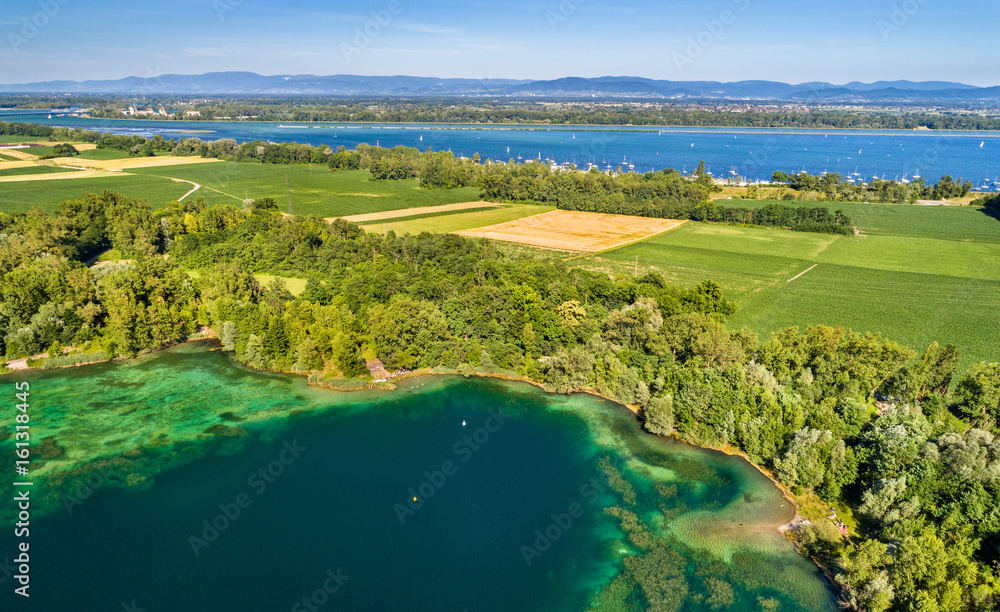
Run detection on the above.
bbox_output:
[0,344,837,611]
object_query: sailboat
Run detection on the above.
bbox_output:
[981,141,986,148]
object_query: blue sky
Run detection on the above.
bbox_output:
[1,0,997,85]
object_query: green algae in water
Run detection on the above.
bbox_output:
[0,345,837,611]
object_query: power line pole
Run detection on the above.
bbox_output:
[285,175,292,215]
[634,256,638,277]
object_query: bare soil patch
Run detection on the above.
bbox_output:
[456,210,686,252]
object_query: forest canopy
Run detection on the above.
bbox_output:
[1,192,998,610]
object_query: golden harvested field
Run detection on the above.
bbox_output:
[0,149,42,161]
[48,156,221,171]
[342,201,493,223]
[0,160,43,170]
[0,170,110,183]
[456,210,686,252]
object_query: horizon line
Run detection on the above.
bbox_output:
[0,72,995,90]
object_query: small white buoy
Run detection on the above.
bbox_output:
[462,421,467,427]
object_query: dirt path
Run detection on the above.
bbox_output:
[5,357,29,371]
[171,178,201,201]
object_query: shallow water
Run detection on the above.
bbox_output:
[0,344,837,610]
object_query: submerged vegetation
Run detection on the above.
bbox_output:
[1,190,999,610]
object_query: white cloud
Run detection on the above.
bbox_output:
[391,21,463,35]
[182,47,226,57]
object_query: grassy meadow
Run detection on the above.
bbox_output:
[0,173,203,211]
[0,159,483,216]
[0,165,80,178]
[585,203,1000,368]
[132,163,482,217]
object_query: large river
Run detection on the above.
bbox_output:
[4,109,999,190]
[0,343,837,611]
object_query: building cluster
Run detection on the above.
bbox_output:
[120,106,168,117]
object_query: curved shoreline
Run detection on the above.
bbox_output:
[4,347,844,605]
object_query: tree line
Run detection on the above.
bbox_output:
[2,191,999,610]
[772,170,975,203]
[69,97,1000,131]
[327,145,857,235]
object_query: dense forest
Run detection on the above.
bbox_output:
[1,192,999,610]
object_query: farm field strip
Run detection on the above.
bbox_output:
[0,148,41,161]
[361,204,555,235]
[0,170,110,183]
[343,201,495,223]
[0,165,84,178]
[0,160,48,170]
[48,155,222,171]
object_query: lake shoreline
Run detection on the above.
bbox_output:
[36,114,1000,134]
[4,341,844,605]
[313,365,848,603]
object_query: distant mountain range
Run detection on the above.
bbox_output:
[1,72,998,102]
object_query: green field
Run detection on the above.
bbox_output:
[360,204,554,235]
[585,205,1000,368]
[0,152,18,161]
[0,174,197,211]
[20,145,63,158]
[185,270,309,296]
[0,159,483,216]
[133,163,482,217]
[253,274,308,296]
[720,199,1000,243]
[75,148,133,161]
[0,136,51,144]
[0,165,79,178]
